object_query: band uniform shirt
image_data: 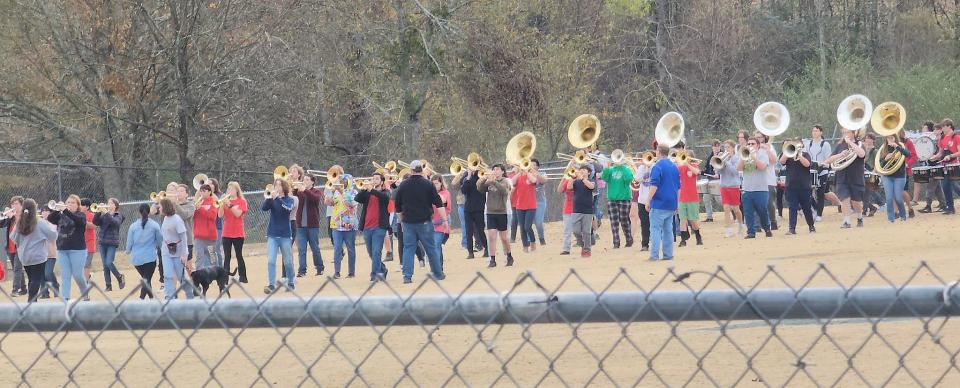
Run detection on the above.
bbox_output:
[678,164,699,203]
[833,141,866,187]
[741,150,771,192]
[571,179,595,215]
[649,159,680,211]
[804,138,833,175]
[938,133,960,165]
[600,164,634,201]
[719,155,741,188]
[634,164,653,205]
[394,174,444,224]
[784,151,813,191]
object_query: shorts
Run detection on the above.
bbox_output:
[486,214,508,231]
[835,182,864,202]
[720,187,741,206]
[678,202,700,221]
[84,252,93,269]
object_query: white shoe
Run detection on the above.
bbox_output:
[815,216,822,222]
[724,227,734,238]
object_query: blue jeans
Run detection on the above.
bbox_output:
[648,208,674,260]
[434,231,446,269]
[400,221,443,280]
[162,254,193,300]
[214,223,224,267]
[332,230,357,276]
[457,204,467,249]
[534,198,547,243]
[43,258,60,296]
[941,179,955,211]
[296,227,324,274]
[58,250,87,300]
[882,176,907,221]
[516,208,535,247]
[266,236,295,287]
[99,244,123,287]
[363,228,388,280]
[742,191,771,236]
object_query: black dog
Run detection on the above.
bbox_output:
[189,266,237,298]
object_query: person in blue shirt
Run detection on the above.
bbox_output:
[125,204,163,299]
[645,145,681,261]
[261,179,296,294]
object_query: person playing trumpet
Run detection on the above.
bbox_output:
[738,138,774,239]
[219,181,249,283]
[292,173,325,277]
[192,184,219,270]
[479,164,515,267]
[718,141,744,237]
[261,179,296,293]
[92,198,126,291]
[355,173,392,282]
[510,162,544,253]
[779,140,816,234]
[676,149,703,246]
[824,127,867,228]
[601,150,635,249]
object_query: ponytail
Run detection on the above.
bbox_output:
[138,203,150,228]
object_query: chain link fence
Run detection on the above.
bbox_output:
[0,262,957,386]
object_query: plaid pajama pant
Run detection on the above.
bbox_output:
[607,200,633,247]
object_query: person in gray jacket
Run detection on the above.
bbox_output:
[11,199,59,302]
[93,198,125,291]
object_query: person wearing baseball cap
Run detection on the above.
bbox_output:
[393,160,447,283]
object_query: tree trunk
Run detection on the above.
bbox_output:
[815,0,828,91]
[653,0,673,115]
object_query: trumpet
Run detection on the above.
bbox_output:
[309,166,343,182]
[465,152,488,171]
[325,180,345,190]
[1,207,13,219]
[782,141,804,160]
[738,146,755,163]
[89,203,109,213]
[149,191,168,202]
[636,151,656,166]
[213,194,233,208]
[47,200,67,211]
[709,152,731,170]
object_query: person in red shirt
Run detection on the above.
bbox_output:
[511,165,544,252]
[901,129,918,218]
[677,151,703,246]
[356,173,392,282]
[932,119,960,214]
[220,181,249,283]
[80,198,97,292]
[192,185,219,269]
[432,175,453,264]
[557,176,576,255]
[1,196,25,293]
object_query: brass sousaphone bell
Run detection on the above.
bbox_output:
[506,131,537,166]
[837,94,873,131]
[871,101,906,137]
[192,173,210,191]
[753,102,790,137]
[655,112,684,148]
[568,114,601,149]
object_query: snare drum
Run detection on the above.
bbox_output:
[946,164,960,181]
[696,178,709,194]
[913,166,932,183]
[931,166,946,180]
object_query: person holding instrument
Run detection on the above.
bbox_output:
[779,140,816,234]
[878,134,912,222]
[261,179,296,293]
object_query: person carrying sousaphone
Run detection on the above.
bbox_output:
[876,134,912,222]
[823,128,867,228]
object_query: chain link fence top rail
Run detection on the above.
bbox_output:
[0,262,958,386]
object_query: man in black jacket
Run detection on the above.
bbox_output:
[394,161,447,283]
[460,169,488,259]
[355,173,392,282]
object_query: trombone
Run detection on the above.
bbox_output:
[556,150,595,164]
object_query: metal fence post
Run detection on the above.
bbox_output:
[56,161,63,200]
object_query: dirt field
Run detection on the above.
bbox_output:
[2,208,959,386]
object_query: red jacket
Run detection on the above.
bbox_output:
[193,197,218,241]
[904,138,918,176]
[293,187,324,228]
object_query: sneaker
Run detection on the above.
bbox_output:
[908,209,915,218]
[640,246,649,252]
[901,216,907,222]
[430,273,446,281]
[384,252,394,262]
[625,241,633,248]
[764,230,773,238]
[724,227,734,238]
[105,285,113,292]
[771,224,779,231]
[296,273,305,278]
[815,216,823,222]
[347,273,355,278]
[403,278,412,284]
[678,240,686,247]
[857,218,864,227]
[648,256,658,261]
[559,251,570,255]
[744,235,756,239]
[418,260,425,268]
[522,246,529,253]
[581,250,591,258]
[705,218,714,223]
[488,259,497,268]
[809,226,816,233]
[539,239,546,245]
[612,244,620,249]
[466,253,475,260]
[943,210,956,215]
[333,273,341,279]
[286,284,295,291]
[506,255,514,267]
[315,269,323,276]
[841,222,852,229]
[786,229,797,235]
[662,256,673,261]
[919,206,932,214]
[118,274,125,290]
[263,285,275,294]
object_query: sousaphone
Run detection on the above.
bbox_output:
[568,114,601,149]
[506,131,537,165]
[837,94,873,131]
[655,112,684,148]
[753,102,790,137]
[871,102,906,137]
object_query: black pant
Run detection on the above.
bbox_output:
[463,210,487,254]
[637,205,651,248]
[814,181,829,216]
[41,258,60,298]
[223,237,246,281]
[25,263,45,302]
[776,186,785,217]
[510,207,519,241]
[395,225,424,261]
[135,262,157,299]
[787,189,815,230]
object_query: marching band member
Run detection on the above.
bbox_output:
[431,175,452,265]
[220,182,249,283]
[393,160,447,283]
[460,167,488,259]
[779,141,816,234]
[634,153,653,251]
[571,164,597,258]
[701,140,723,222]
[92,198,126,291]
[878,134,911,222]
[735,130,750,152]
[557,172,577,255]
[10,199,58,302]
[175,184,196,260]
[293,173,325,277]
[126,203,162,299]
[601,152,635,248]
[677,150,703,246]
[80,198,96,289]
[511,163,543,252]
[1,196,26,295]
[901,130,917,218]
[862,134,883,217]
[915,122,943,211]
[738,138,774,238]
[531,159,548,246]
[323,165,344,264]
[207,178,225,268]
[478,164,514,267]
[261,179,296,293]
[756,132,780,230]
[805,125,840,220]
[824,128,867,228]
[718,141,744,237]
[38,205,60,299]
[158,197,193,300]
[646,145,680,260]
[326,175,359,279]
[47,195,89,300]
[356,173,391,282]
[930,119,960,215]
[450,168,470,251]
[192,185,218,269]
